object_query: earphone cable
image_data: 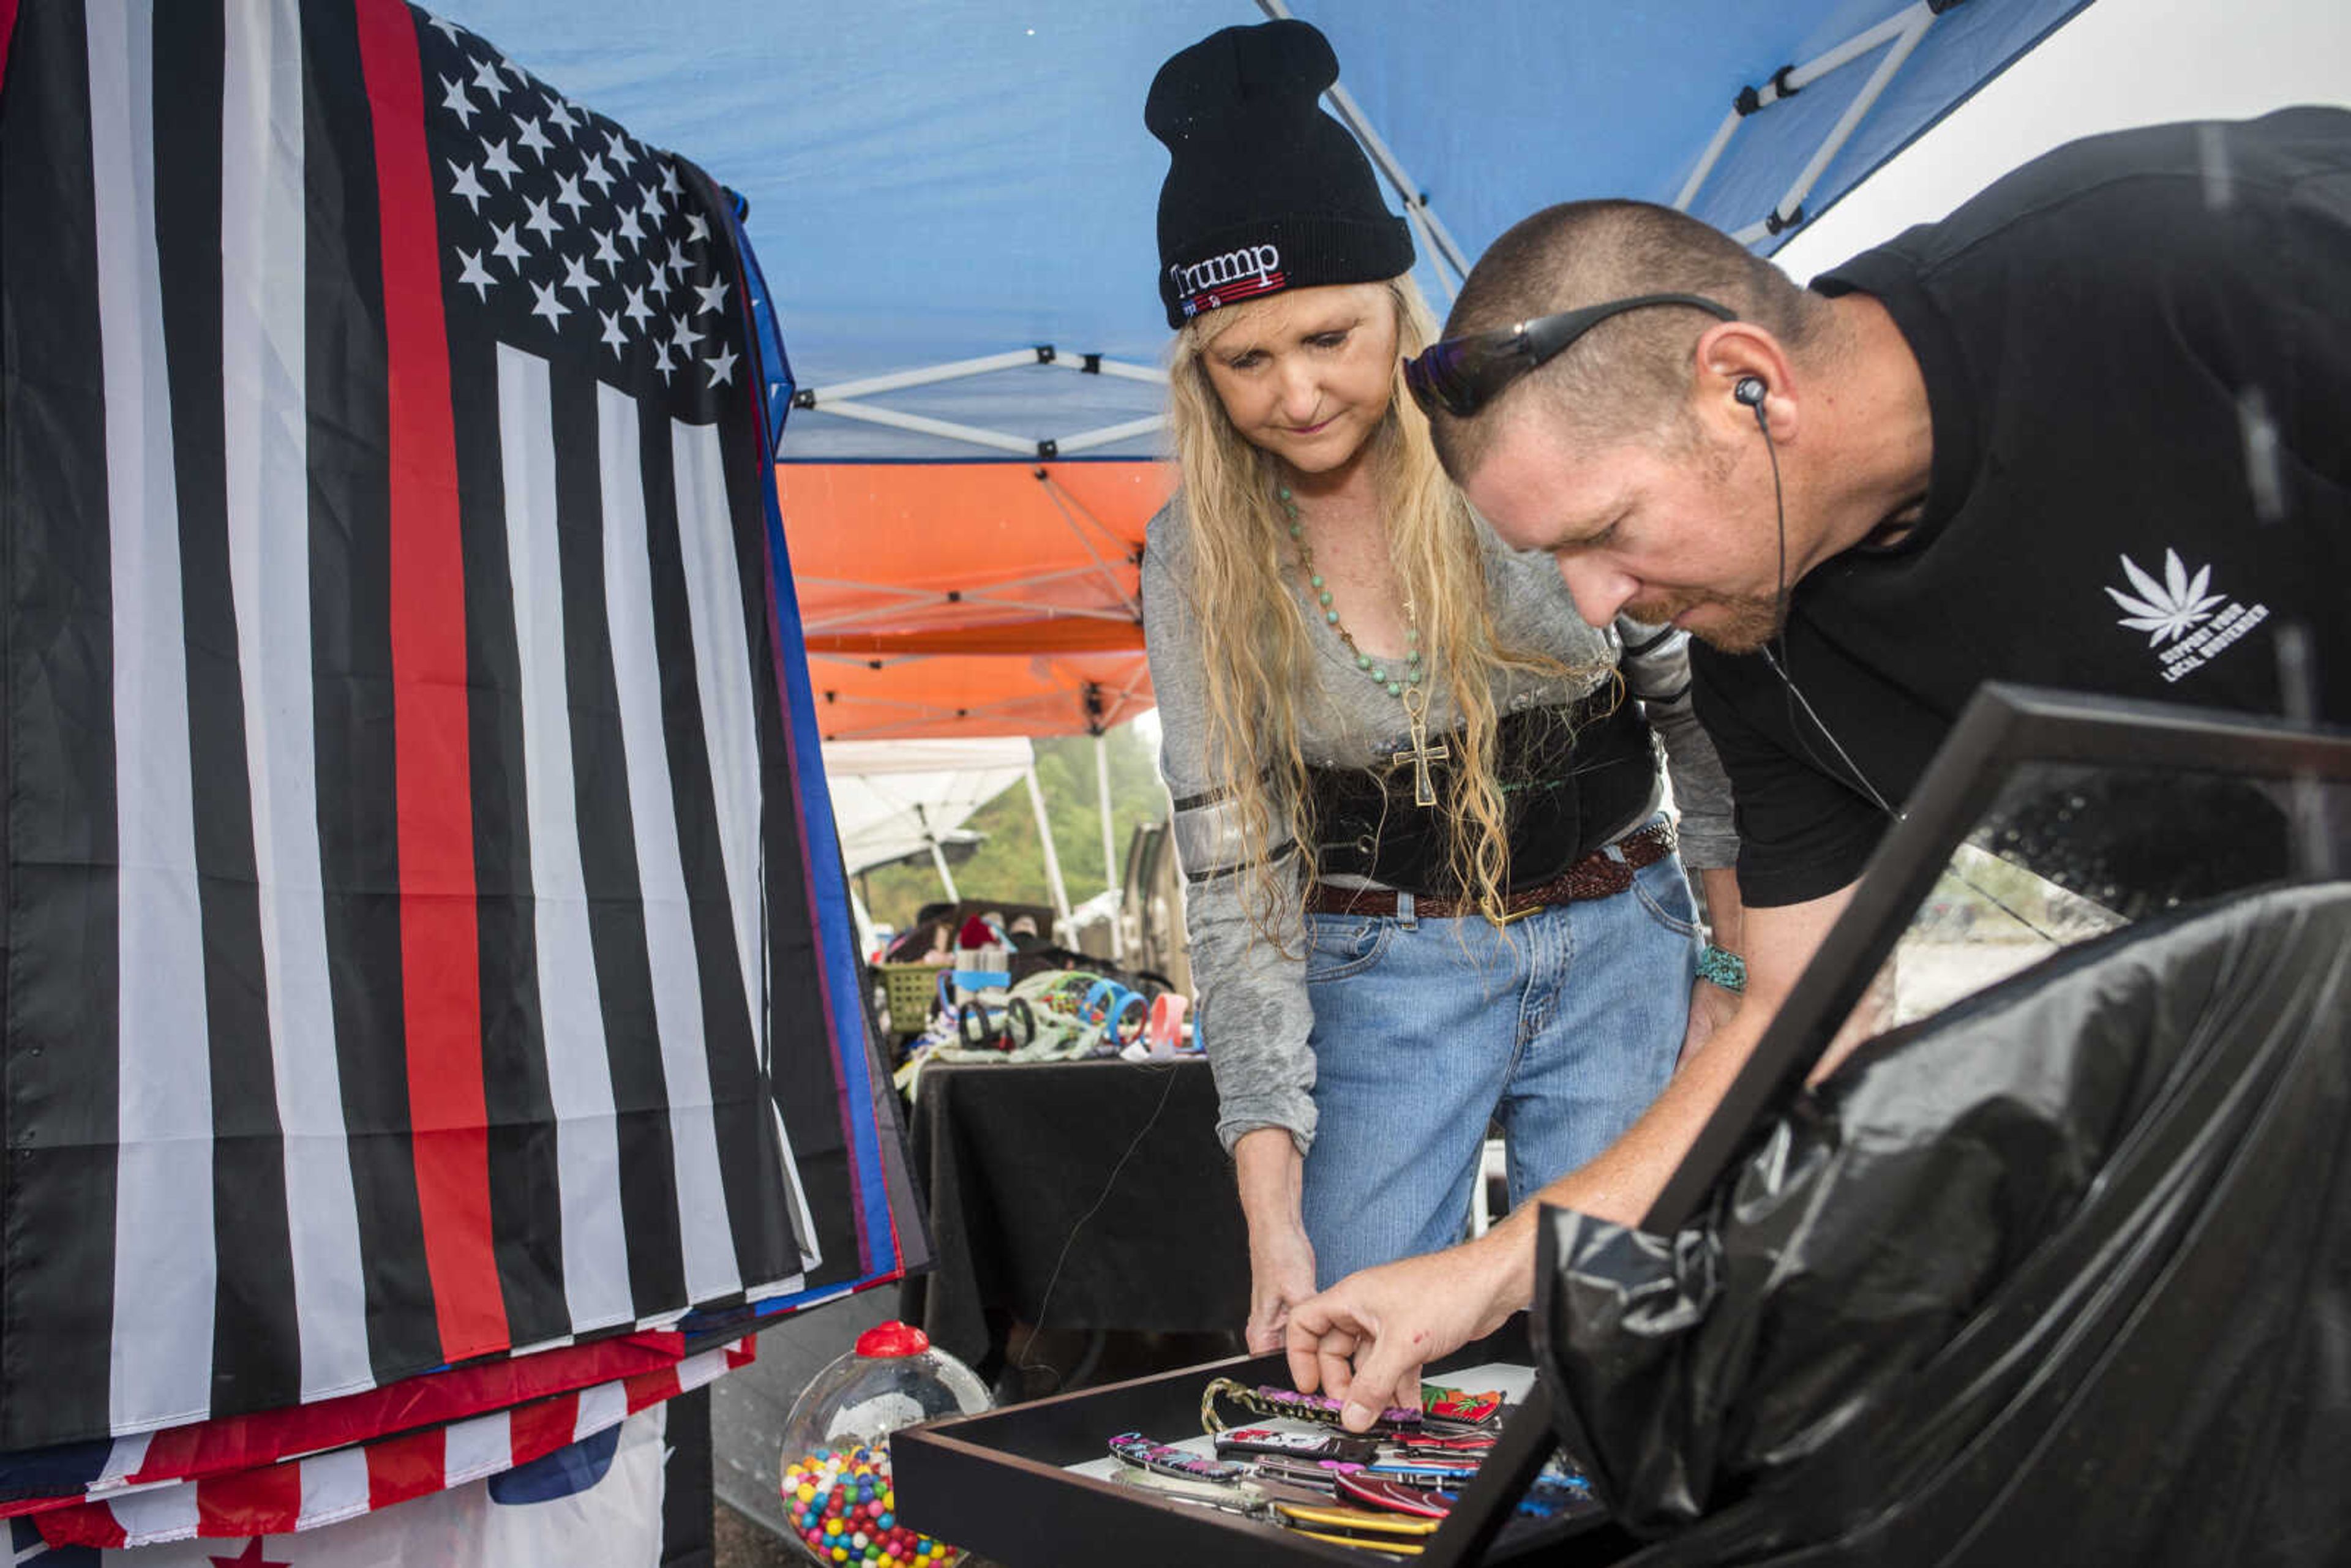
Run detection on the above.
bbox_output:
[1751,392,1904,823]
[1749,392,2063,944]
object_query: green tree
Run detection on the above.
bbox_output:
[858,719,1169,934]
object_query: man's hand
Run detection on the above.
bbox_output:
[1277,884,1860,1430]
[1284,1232,1526,1432]
[1246,1214,1318,1353]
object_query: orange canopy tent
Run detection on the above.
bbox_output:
[779,459,1171,742]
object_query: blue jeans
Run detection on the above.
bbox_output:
[1298,836,1698,1286]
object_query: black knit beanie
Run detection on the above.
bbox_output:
[1146,18,1414,329]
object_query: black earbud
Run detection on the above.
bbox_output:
[1734,376,1769,437]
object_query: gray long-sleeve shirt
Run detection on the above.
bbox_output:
[1142,500,1738,1155]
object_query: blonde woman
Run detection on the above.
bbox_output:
[1142,20,1739,1352]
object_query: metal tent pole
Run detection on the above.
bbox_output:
[915,803,959,902]
[1024,764,1073,934]
[1096,732,1124,960]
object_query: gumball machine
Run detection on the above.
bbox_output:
[777,1321,991,1567]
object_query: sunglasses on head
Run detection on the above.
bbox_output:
[1403,293,1738,420]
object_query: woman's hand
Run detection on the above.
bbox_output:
[1677,972,1741,1067]
[1247,1216,1319,1353]
[1232,1125,1314,1352]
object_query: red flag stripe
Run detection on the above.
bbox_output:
[506,1392,580,1466]
[621,1364,683,1415]
[365,1424,446,1514]
[0,1,19,100]
[196,1460,304,1541]
[350,0,505,1362]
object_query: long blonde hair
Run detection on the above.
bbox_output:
[1165,275,1572,939]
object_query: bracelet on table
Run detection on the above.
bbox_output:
[1697,943,1747,994]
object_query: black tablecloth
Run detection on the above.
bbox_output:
[898,1056,1248,1373]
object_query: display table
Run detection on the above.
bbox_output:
[898,1056,1247,1376]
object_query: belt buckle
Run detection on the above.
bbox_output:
[1488,901,1540,928]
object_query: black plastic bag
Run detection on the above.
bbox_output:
[1538,882,2351,1566]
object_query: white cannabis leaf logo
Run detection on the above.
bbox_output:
[2105,549,2226,646]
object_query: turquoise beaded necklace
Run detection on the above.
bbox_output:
[1278,482,1423,699]
[1279,483,1449,808]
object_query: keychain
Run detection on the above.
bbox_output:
[1273,1499,1441,1556]
[1199,1378,1422,1435]
[1210,1427,1379,1465]
[1419,1384,1507,1430]
[1366,1458,1480,1491]
[1387,1431,1497,1457]
[1336,1472,1454,1519]
[1108,1431,1243,1484]
[1248,1454,1365,1493]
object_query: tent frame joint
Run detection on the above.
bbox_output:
[1736,64,1801,117]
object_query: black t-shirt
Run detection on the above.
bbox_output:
[1695,107,2351,907]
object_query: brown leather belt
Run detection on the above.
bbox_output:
[1305,820,1676,926]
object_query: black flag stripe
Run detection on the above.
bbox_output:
[152,0,304,1417]
[550,366,690,1318]
[0,0,121,1449]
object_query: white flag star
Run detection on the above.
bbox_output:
[686,212,710,245]
[580,152,614,196]
[693,275,729,317]
[523,195,560,244]
[669,310,704,354]
[438,75,477,129]
[469,58,507,105]
[530,277,569,327]
[490,220,528,272]
[591,227,621,276]
[600,309,626,357]
[560,252,595,304]
[704,345,738,388]
[615,203,645,249]
[662,238,688,282]
[553,172,589,219]
[447,159,489,214]
[513,115,552,161]
[456,249,495,301]
[659,162,681,196]
[651,338,675,385]
[480,138,520,186]
[643,260,670,302]
[621,283,654,329]
[604,129,636,169]
[543,97,580,140]
[427,15,466,43]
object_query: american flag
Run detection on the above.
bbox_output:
[31,1340,752,1550]
[0,0,890,1453]
[0,1331,690,1517]
[8,1385,723,1562]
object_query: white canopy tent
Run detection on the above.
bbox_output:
[822,736,1093,952]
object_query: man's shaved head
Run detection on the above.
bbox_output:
[1427,200,1826,481]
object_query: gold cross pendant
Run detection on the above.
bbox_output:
[1389,686,1448,808]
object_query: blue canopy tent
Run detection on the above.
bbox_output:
[436,0,2096,735]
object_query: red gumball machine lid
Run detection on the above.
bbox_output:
[854,1321,932,1359]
